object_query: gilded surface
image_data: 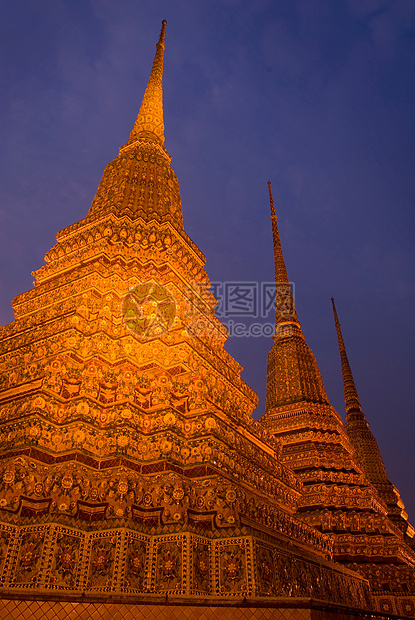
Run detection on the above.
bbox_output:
[0,20,413,620]
[332,298,411,536]
[263,172,415,604]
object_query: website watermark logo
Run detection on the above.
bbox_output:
[186,281,295,339]
[209,281,294,319]
[121,281,176,341]
[121,280,294,340]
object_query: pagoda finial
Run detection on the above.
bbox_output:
[265,183,329,410]
[268,182,298,324]
[129,20,167,145]
[331,298,363,414]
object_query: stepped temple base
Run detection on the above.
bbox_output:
[0,598,396,620]
[0,518,413,619]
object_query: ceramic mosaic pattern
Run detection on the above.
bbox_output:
[0,21,414,620]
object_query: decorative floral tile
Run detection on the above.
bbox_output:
[124,537,148,591]
[154,538,183,593]
[217,541,247,595]
[192,539,211,594]
[87,535,117,589]
[13,530,46,586]
[255,545,275,596]
[49,531,82,588]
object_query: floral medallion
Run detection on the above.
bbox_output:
[219,543,246,594]
[155,541,182,592]
[15,532,45,584]
[125,539,147,590]
[193,542,210,593]
[121,281,176,341]
[51,533,81,587]
[88,538,115,588]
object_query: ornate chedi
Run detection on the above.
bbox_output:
[332,298,413,538]
[261,182,415,617]
[331,298,415,614]
[0,21,374,620]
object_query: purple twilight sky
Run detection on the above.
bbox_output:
[1,1,415,518]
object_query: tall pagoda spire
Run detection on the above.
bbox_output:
[263,194,415,581]
[331,297,362,416]
[1,22,365,614]
[268,182,299,326]
[86,20,184,225]
[331,299,412,534]
[1,22,415,616]
[128,20,167,146]
[265,183,329,409]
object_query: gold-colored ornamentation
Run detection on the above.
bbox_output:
[263,185,415,598]
[0,19,412,618]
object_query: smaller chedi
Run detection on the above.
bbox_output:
[0,20,414,620]
[261,182,415,617]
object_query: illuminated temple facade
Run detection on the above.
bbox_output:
[0,21,414,620]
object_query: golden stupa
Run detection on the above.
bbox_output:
[0,21,414,620]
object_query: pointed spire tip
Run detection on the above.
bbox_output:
[332,299,362,414]
[127,20,167,146]
[331,298,340,324]
[267,182,299,324]
[157,20,167,47]
[268,181,276,218]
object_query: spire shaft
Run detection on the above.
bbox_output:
[268,182,298,324]
[129,20,167,145]
[265,183,329,410]
[331,298,362,414]
[87,20,183,226]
